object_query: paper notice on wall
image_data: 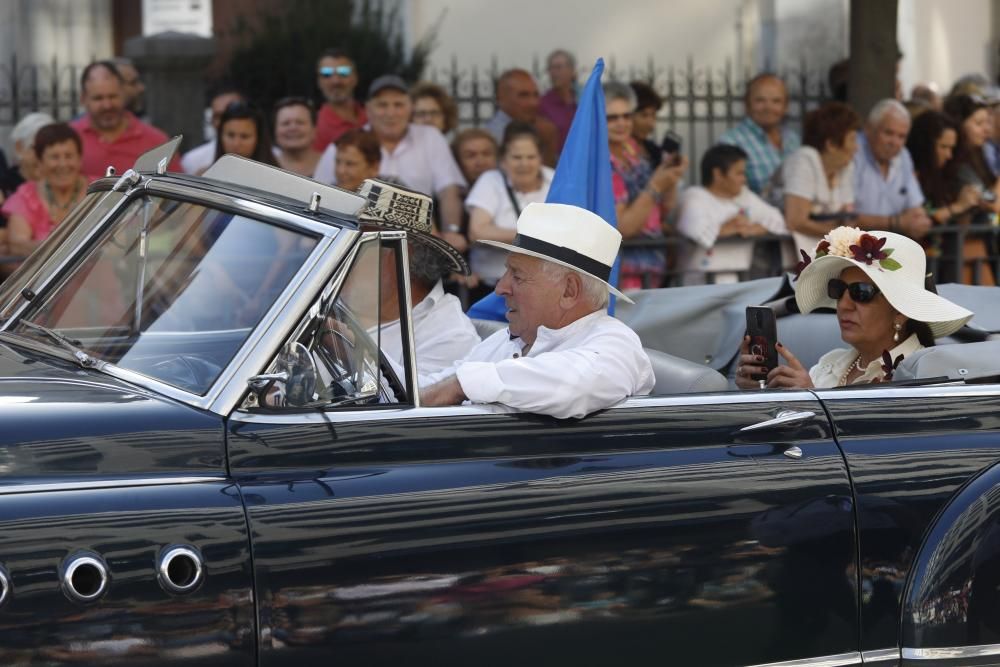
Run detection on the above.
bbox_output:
[142,0,213,37]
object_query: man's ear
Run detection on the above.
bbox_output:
[560,271,583,308]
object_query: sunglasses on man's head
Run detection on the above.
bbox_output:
[319,65,353,78]
[828,278,881,303]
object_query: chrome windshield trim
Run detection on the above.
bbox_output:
[0,476,229,496]
[902,643,1000,659]
[746,652,860,667]
[210,228,361,415]
[145,180,345,237]
[860,648,899,663]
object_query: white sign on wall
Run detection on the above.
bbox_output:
[142,0,214,37]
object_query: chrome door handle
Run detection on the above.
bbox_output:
[739,410,817,433]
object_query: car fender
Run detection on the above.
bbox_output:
[900,460,1000,660]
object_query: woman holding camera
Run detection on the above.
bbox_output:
[734,226,972,389]
[604,81,687,290]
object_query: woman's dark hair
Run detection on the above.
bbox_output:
[907,111,960,207]
[409,81,459,134]
[801,101,861,152]
[33,123,82,160]
[500,121,543,157]
[214,102,278,166]
[629,81,662,112]
[943,94,996,188]
[335,129,381,166]
[273,96,317,125]
[700,144,748,186]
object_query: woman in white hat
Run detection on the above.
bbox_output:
[735,226,974,389]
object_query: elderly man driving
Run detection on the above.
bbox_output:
[421,202,654,418]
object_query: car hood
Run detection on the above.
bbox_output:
[0,340,226,484]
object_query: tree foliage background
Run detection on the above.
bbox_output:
[219,0,437,113]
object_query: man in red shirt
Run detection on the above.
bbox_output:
[70,61,180,181]
[313,49,367,151]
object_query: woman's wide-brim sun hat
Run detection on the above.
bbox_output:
[356,178,470,275]
[794,226,973,338]
[478,202,633,303]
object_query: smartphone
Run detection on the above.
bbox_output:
[660,131,682,165]
[745,306,778,381]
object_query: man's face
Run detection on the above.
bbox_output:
[117,63,145,114]
[746,77,788,131]
[547,54,574,90]
[632,106,658,140]
[317,56,358,106]
[867,112,910,164]
[457,137,497,184]
[494,253,565,345]
[210,93,244,130]
[715,159,747,198]
[367,89,412,143]
[498,73,540,123]
[82,69,126,132]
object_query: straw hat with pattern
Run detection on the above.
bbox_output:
[356,178,470,275]
[794,226,973,338]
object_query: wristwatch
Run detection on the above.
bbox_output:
[444,225,462,233]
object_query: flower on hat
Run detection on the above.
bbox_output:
[793,249,811,280]
[818,226,902,271]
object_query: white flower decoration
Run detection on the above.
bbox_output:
[823,226,860,259]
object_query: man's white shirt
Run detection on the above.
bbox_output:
[427,310,654,419]
[380,280,480,385]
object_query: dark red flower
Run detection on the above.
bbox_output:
[815,240,831,257]
[880,349,904,381]
[850,234,889,265]
[793,249,811,281]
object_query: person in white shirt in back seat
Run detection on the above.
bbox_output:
[421,203,654,419]
[354,179,480,384]
[676,144,787,284]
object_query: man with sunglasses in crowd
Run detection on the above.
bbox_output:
[313,49,367,151]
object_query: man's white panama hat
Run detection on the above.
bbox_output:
[794,226,973,338]
[478,202,633,303]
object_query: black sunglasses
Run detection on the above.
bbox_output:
[828,278,880,303]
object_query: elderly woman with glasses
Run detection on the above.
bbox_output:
[603,81,687,290]
[734,226,973,389]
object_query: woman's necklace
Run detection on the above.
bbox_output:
[838,353,867,386]
[42,178,83,221]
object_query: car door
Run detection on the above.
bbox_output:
[816,382,1000,663]
[228,392,855,667]
[227,235,860,667]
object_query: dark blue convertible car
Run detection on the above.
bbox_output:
[1,141,1000,667]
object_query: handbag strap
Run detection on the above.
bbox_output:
[503,177,522,218]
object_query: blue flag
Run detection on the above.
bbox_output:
[468,58,619,321]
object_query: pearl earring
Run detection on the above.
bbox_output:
[893,321,902,343]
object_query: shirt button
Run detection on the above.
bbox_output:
[512,353,519,358]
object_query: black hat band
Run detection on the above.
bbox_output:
[512,233,611,282]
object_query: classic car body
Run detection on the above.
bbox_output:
[1,143,1000,667]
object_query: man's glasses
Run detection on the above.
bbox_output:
[606,112,632,123]
[319,65,353,78]
[827,278,881,303]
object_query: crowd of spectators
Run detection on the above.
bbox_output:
[2,48,1000,293]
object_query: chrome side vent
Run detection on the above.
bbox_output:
[157,546,204,594]
[61,553,109,603]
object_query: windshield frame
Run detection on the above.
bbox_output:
[0,176,361,414]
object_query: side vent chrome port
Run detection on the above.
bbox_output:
[0,565,11,608]
[157,546,204,594]
[61,554,109,603]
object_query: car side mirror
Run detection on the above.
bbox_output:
[247,342,318,407]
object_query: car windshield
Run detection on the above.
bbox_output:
[11,195,319,394]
